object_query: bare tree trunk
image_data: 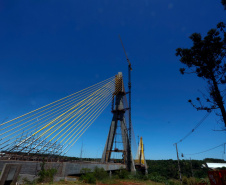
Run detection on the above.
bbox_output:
[211,73,226,127]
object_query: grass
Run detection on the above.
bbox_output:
[36,179,166,185]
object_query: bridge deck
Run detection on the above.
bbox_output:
[0,160,126,176]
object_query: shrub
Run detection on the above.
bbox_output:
[121,171,148,181]
[93,167,108,180]
[38,168,57,183]
[22,177,37,185]
[187,177,197,185]
[80,168,91,174]
[80,167,108,183]
[148,173,167,183]
[37,161,57,183]
[119,169,129,179]
[80,173,96,184]
[166,180,181,185]
[182,176,188,184]
[132,171,146,180]
[114,168,129,179]
[113,174,119,179]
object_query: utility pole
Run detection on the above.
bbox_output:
[174,143,182,184]
[190,158,194,177]
[224,143,225,154]
[80,141,83,161]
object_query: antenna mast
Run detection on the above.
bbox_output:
[119,35,132,171]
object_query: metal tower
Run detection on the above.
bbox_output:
[101,72,135,171]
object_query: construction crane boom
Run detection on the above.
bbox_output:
[118,35,132,71]
[118,34,132,171]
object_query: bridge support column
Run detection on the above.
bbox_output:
[101,72,135,172]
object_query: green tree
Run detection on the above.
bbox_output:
[176,22,226,128]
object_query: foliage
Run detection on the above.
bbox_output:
[37,160,57,183]
[93,167,108,180]
[99,178,118,184]
[80,172,96,184]
[127,171,148,180]
[147,160,179,179]
[80,167,108,184]
[166,179,181,185]
[38,168,57,183]
[80,168,91,174]
[204,158,225,163]
[22,177,37,185]
[146,159,210,180]
[79,167,151,184]
[80,168,95,184]
[182,176,198,185]
[78,159,217,184]
[176,22,226,128]
[114,168,130,179]
[148,173,167,183]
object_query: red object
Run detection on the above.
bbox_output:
[220,170,226,185]
[208,171,226,185]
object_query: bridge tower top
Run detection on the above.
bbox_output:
[114,72,124,94]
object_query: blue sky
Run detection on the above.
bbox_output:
[0,0,225,160]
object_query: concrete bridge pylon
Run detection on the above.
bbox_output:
[101,72,135,172]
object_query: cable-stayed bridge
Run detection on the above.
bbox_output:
[0,72,146,175]
[0,76,116,157]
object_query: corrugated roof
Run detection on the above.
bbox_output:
[206,163,226,169]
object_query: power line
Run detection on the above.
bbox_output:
[175,112,211,144]
[185,143,225,156]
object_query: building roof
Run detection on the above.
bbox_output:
[206,163,226,169]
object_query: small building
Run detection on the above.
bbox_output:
[205,163,226,169]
